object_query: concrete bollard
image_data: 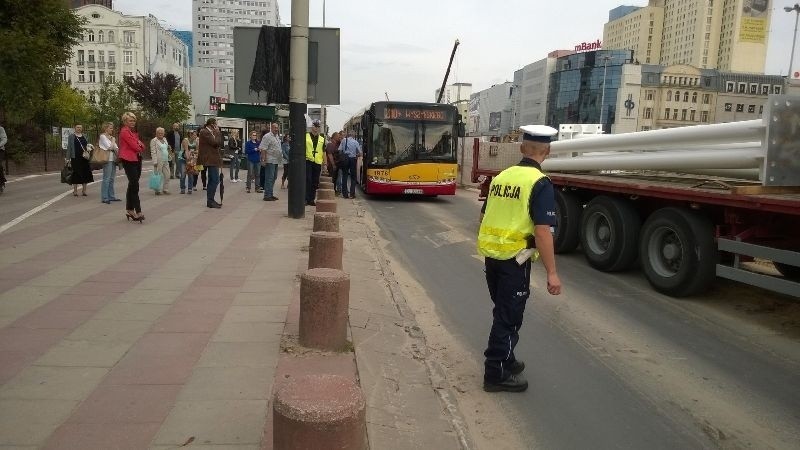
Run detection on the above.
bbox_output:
[313,212,340,233]
[317,188,335,201]
[308,231,343,270]
[319,181,334,190]
[273,374,367,450]
[316,199,337,214]
[299,268,349,350]
[320,175,333,184]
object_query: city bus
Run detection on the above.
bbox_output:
[344,101,463,196]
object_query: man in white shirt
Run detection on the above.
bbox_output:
[259,122,282,201]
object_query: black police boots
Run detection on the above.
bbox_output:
[483,373,528,393]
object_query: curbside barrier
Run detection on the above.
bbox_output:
[313,212,340,233]
[317,189,335,201]
[308,231,343,270]
[299,268,350,350]
[319,176,333,184]
[273,374,367,450]
[319,181,335,190]
[316,199,337,214]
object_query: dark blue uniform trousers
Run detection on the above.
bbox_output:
[484,256,531,383]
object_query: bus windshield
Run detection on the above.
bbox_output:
[370,121,456,166]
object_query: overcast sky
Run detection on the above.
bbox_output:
[114,0,798,130]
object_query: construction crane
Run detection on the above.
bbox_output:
[436,39,460,104]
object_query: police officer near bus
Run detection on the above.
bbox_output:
[478,124,563,393]
[305,119,325,206]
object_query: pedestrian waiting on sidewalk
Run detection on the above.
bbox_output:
[150,127,171,195]
[338,130,362,199]
[0,122,8,194]
[325,131,342,195]
[244,130,261,194]
[98,122,121,204]
[118,112,146,222]
[198,117,223,208]
[228,130,242,183]
[66,124,93,197]
[167,123,182,179]
[182,130,199,194]
[259,122,282,201]
[280,133,291,189]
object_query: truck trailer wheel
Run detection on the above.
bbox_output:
[639,207,716,297]
[554,190,582,254]
[580,196,640,271]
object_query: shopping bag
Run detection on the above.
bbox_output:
[60,161,72,184]
[149,171,163,191]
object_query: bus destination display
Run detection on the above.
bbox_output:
[383,106,450,122]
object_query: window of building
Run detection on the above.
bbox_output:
[123,51,132,64]
[761,85,769,95]
[124,71,133,78]
[673,110,679,120]
[774,86,782,94]
[725,103,733,111]
[675,91,681,101]
[89,71,96,83]
[77,50,85,63]
[738,83,746,93]
[124,31,135,43]
[641,126,651,131]
[644,108,652,119]
[683,92,689,102]
[98,30,104,43]
[108,51,115,63]
[646,90,654,100]
[664,108,670,119]
[748,105,755,113]
[690,110,696,121]
[726,82,734,92]
[88,31,95,42]
[691,92,697,103]
[701,111,709,122]
[108,30,115,42]
[736,104,744,112]
[750,84,758,94]
[703,93,711,104]
[759,105,764,114]
[681,109,687,121]
[666,90,672,99]
[78,70,85,83]
[108,72,115,83]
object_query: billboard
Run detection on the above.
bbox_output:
[234,26,340,105]
[739,0,769,44]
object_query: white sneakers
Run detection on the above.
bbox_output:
[231,179,241,183]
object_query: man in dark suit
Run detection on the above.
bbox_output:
[167,123,183,179]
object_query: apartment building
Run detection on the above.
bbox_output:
[603,3,664,64]
[192,0,281,97]
[63,5,190,100]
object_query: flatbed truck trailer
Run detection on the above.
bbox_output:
[471,96,800,298]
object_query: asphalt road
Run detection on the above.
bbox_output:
[363,189,800,450]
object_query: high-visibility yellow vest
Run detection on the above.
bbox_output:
[477,165,547,261]
[305,133,324,164]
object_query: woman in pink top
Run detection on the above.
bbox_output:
[118,112,146,222]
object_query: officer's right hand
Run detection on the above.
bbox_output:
[547,273,562,296]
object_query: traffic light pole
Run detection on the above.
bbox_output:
[288,0,309,219]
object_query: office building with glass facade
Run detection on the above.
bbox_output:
[546,49,633,134]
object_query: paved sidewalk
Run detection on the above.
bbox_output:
[0,175,464,449]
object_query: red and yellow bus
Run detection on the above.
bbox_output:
[344,101,463,196]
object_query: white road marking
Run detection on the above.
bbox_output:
[0,170,134,235]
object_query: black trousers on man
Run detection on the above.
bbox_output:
[305,160,321,204]
[484,256,531,383]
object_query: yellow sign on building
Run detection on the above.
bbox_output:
[739,0,769,43]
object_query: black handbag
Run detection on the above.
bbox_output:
[60,161,73,184]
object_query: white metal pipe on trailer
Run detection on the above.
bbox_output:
[550,119,764,154]
[542,148,764,171]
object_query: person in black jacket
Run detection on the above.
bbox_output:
[168,123,183,179]
[227,130,242,182]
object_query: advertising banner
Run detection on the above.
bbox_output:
[739,0,769,43]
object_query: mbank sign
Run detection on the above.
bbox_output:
[574,40,602,52]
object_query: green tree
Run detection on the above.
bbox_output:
[47,84,91,126]
[0,0,84,122]
[89,82,132,127]
[124,72,183,119]
[164,89,192,125]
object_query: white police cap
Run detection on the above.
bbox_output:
[520,125,558,143]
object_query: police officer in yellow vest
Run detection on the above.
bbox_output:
[305,119,325,206]
[478,124,562,393]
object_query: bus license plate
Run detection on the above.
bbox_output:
[404,189,424,195]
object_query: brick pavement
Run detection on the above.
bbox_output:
[0,175,465,449]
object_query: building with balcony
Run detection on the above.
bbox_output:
[62,5,190,102]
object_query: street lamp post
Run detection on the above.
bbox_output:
[600,55,611,130]
[786,4,800,81]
